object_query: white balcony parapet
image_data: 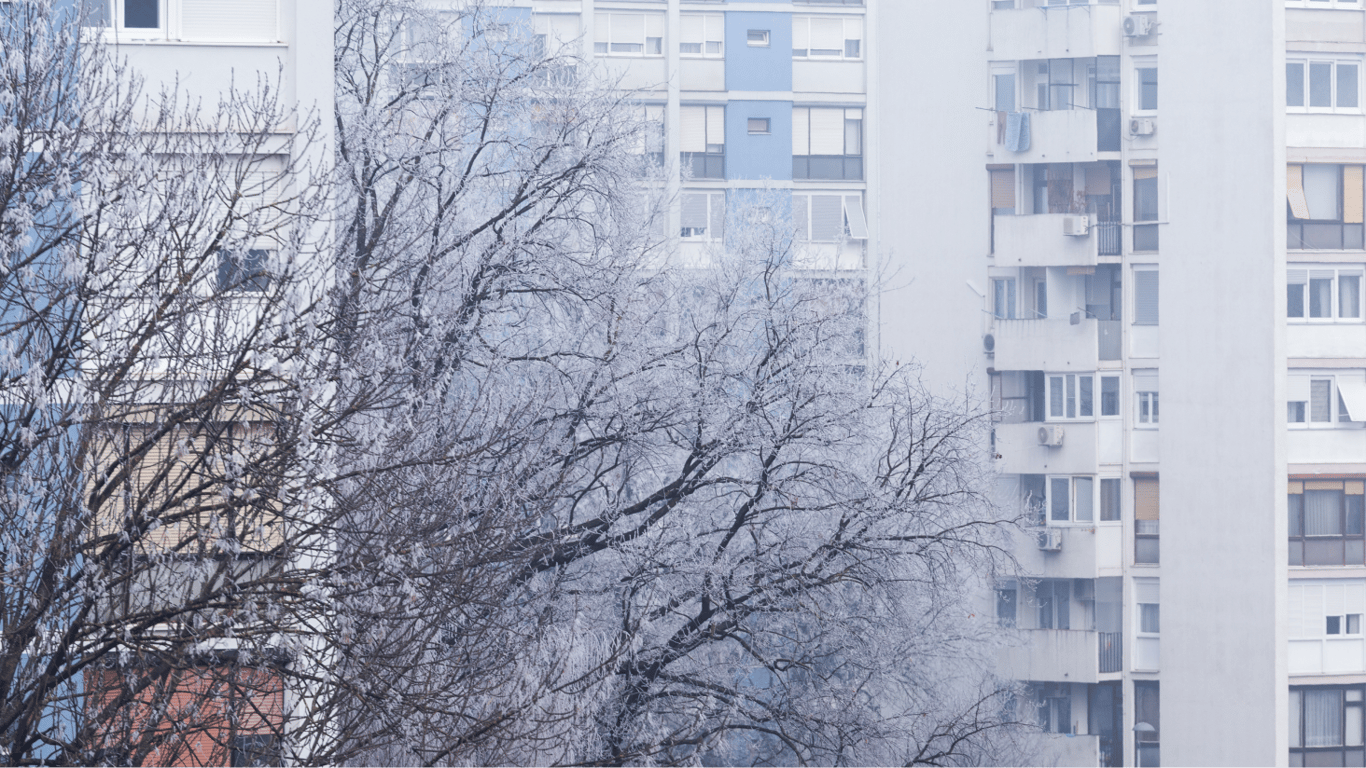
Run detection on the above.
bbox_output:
[988,3,1123,62]
[992,317,1100,372]
[993,214,1101,267]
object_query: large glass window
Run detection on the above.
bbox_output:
[1290,480,1366,566]
[1133,166,1159,251]
[1288,58,1362,111]
[1291,685,1366,766]
[1288,164,1366,250]
[680,105,725,179]
[793,108,863,181]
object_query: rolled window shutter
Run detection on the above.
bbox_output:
[792,17,810,51]
[1349,481,1365,495]
[792,194,809,239]
[990,168,1016,209]
[809,109,844,155]
[1289,374,1312,403]
[810,17,842,52]
[706,106,725,148]
[679,106,706,153]
[1133,370,1158,393]
[1304,164,1341,220]
[182,0,277,40]
[1135,478,1159,521]
[1134,270,1158,324]
[1288,269,1308,285]
[844,17,862,43]
[1347,165,1364,224]
[792,108,810,155]
[709,193,725,240]
[681,194,709,229]
[1132,164,1158,181]
[1134,578,1159,604]
[645,13,663,38]
[555,15,580,40]
[594,12,609,44]
[680,14,703,45]
[612,13,640,44]
[1288,164,1311,220]
[811,195,842,241]
[844,195,868,239]
[1290,480,1305,494]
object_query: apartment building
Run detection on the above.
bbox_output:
[878,0,1366,766]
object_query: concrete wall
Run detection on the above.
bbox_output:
[724,10,791,92]
[1161,2,1289,765]
[725,99,792,180]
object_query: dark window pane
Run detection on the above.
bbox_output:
[1292,539,1305,567]
[1133,224,1159,252]
[792,156,810,179]
[1342,64,1360,109]
[1135,537,1159,564]
[1290,63,1306,107]
[124,0,156,27]
[1291,493,1305,537]
[1312,62,1334,108]
[1307,539,1347,566]
[1290,283,1307,318]
[1349,495,1364,535]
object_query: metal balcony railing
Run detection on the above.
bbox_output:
[1098,631,1122,673]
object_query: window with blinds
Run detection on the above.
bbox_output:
[680,191,725,241]
[1289,164,1366,250]
[990,168,1016,214]
[1289,374,1366,426]
[679,13,723,57]
[1133,370,1158,427]
[680,105,725,179]
[1132,268,1158,326]
[1132,164,1159,251]
[792,193,867,242]
[792,107,862,180]
[593,12,664,56]
[1291,685,1366,766]
[1290,479,1366,566]
[182,0,276,40]
[792,16,862,60]
[1134,477,1159,564]
[1289,267,1364,321]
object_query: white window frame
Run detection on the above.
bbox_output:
[680,191,725,242]
[792,107,863,158]
[1289,372,1366,427]
[679,13,723,58]
[1287,55,1363,113]
[792,15,862,61]
[1289,267,1365,324]
[1135,578,1160,637]
[102,0,165,38]
[1046,373,1095,421]
[747,29,770,47]
[747,117,771,135]
[1132,266,1159,325]
[1133,58,1158,115]
[1099,374,1121,419]
[792,193,868,242]
[1133,370,1158,429]
[593,12,664,58]
[1047,475,1095,525]
[534,14,581,56]
[992,277,1017,320]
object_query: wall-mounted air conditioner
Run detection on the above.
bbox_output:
[1038,529,1064,551]
[1038,425,1065,447]
[1123,14,1154,37]
[1130,118,1156,136]
[983,334,996,354]
[1062,215,1090,236]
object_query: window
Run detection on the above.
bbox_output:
[593,12,664,56]
[1035,579,1071,629]
[792,16,862,60]
[1134,477,1159,564]
[1036,59,1078,111]
[1048,475,1094,523]
[1031,682,1073,735]
[1091,56,1119,110]
[1290,480,1366,567]
[994,70,1017,113]
[231,734,281,768]
[1133,268,1158,324]
[747,118,771,135]
[793,107,862,180]
[534,14,581,58]
[1289,268,1364,321]
[747,29,770,47]
[630,104,666,167]
[1290,685,1366,766]
[1100,375,1120,417]
[1133,165,1159,251]
[217,249,269,293]
[1134,371,1158,427]
[993,278,1017,320]
[996,583,1018,627]
[989,167,1016,215]
[1288,58,1361,111]
[1047,374,1094,420]
[1134,680,1160,767]
[1135,579,1159,636]
[680,14,723,57]
[1288,164,1366,250]
[1136,66,1158,112]
[680,105,725,179]
[1100,478,1121,521]
[1288,374,1366,427]
[680,192,725,241]
[792,193,868,242]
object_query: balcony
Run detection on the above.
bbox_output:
[1290,636,1366,676]
[1038,733,1102,768]
[1004,522,1099,578]
[998,629,1100,683]
[992,317,1100,371]
[989,109,1121,165]
[1098,631,1122,673]
[988,3,1122,62]
[993,214,1104,266]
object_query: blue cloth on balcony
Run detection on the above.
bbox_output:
[1005,111,1031,152]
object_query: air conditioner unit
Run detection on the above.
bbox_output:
[983,334,996,354]
[1130,118,1157,136]
[1062,215,1090,236]
[1037,529,1064,551]
[1123,14,1154,37]
[1038,425,1065,447]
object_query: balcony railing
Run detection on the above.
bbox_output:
[1098,631,1122,673]
[1096,221,1121,256]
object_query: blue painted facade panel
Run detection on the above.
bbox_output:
[725,99,793,181]
[724,11,792,92]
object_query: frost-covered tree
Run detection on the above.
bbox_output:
[0,0,1034,763]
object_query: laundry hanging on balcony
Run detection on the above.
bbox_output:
[1005,111,1030,153]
